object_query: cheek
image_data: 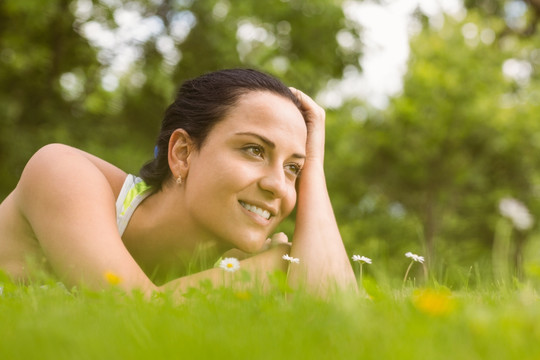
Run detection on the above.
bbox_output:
[187,164,251,213]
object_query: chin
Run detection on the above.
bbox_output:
[235,237,266,254]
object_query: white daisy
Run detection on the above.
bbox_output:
[352,255,372,264]
[219,257,240,272]
[282,254,300,264]
[405,252,424,264]
[499,197,534,230]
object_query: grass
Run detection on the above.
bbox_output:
[2,270,540,360]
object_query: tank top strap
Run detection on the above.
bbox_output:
[115,174,153,236]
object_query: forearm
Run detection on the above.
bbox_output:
[288,161,356,293]
[159,243,290,297]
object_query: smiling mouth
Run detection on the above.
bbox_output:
[239,201,272,220]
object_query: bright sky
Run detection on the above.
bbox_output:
[318,0,464,109]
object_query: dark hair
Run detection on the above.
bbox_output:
[139,68,302,190]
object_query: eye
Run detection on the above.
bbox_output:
[285,162,302,176]
[244,144,264,158]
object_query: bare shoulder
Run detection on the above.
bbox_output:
[13,143,128,235]
[18,144,127,196]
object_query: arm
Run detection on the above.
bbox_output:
[15,144,289,296]
[287,89,357,294]
[159,242,290,297]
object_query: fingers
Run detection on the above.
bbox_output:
[289,87,309,110]
[289,87,325,122]
[258,232,290,253]
[269,232,289,246]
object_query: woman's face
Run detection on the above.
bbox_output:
[183,91,307,253]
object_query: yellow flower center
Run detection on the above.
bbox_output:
[227,263,233,268]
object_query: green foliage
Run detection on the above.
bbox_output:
[361,14,514,260]
[322,11,540,282]
[0,0,101,193]
[465,0,540,37]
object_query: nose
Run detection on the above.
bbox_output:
[258,165,289,199]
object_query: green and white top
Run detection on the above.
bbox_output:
[115,174,153,236]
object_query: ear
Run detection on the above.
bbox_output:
[168,129,194,179]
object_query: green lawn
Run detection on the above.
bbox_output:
[1,272,540,360]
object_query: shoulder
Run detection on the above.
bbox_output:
[14,144,127,212]
[22,144,126,192]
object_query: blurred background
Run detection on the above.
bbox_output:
[2,0,540,286]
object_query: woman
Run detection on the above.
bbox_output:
[0,69,355,297]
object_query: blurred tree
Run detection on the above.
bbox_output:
[465,0,540,37]
[348,12,540,278]
[0,0,362,199]
[0,0,102,195]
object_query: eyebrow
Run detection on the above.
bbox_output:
[235,131,306,159]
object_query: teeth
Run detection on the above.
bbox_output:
[240,201,271,220]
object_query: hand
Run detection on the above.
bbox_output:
[221,232,290,259]
[259,232,290,252]
[289,87,326,163]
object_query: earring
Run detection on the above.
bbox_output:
[176,176,183,185]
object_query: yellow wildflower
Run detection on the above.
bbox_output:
[104,271,123,285]
[412,288,455,316]
[234,291,252,300]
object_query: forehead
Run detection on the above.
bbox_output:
[209,91,307,149]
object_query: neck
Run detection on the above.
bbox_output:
[121,183,230,279]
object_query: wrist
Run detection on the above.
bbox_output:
[299,159,325,181]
